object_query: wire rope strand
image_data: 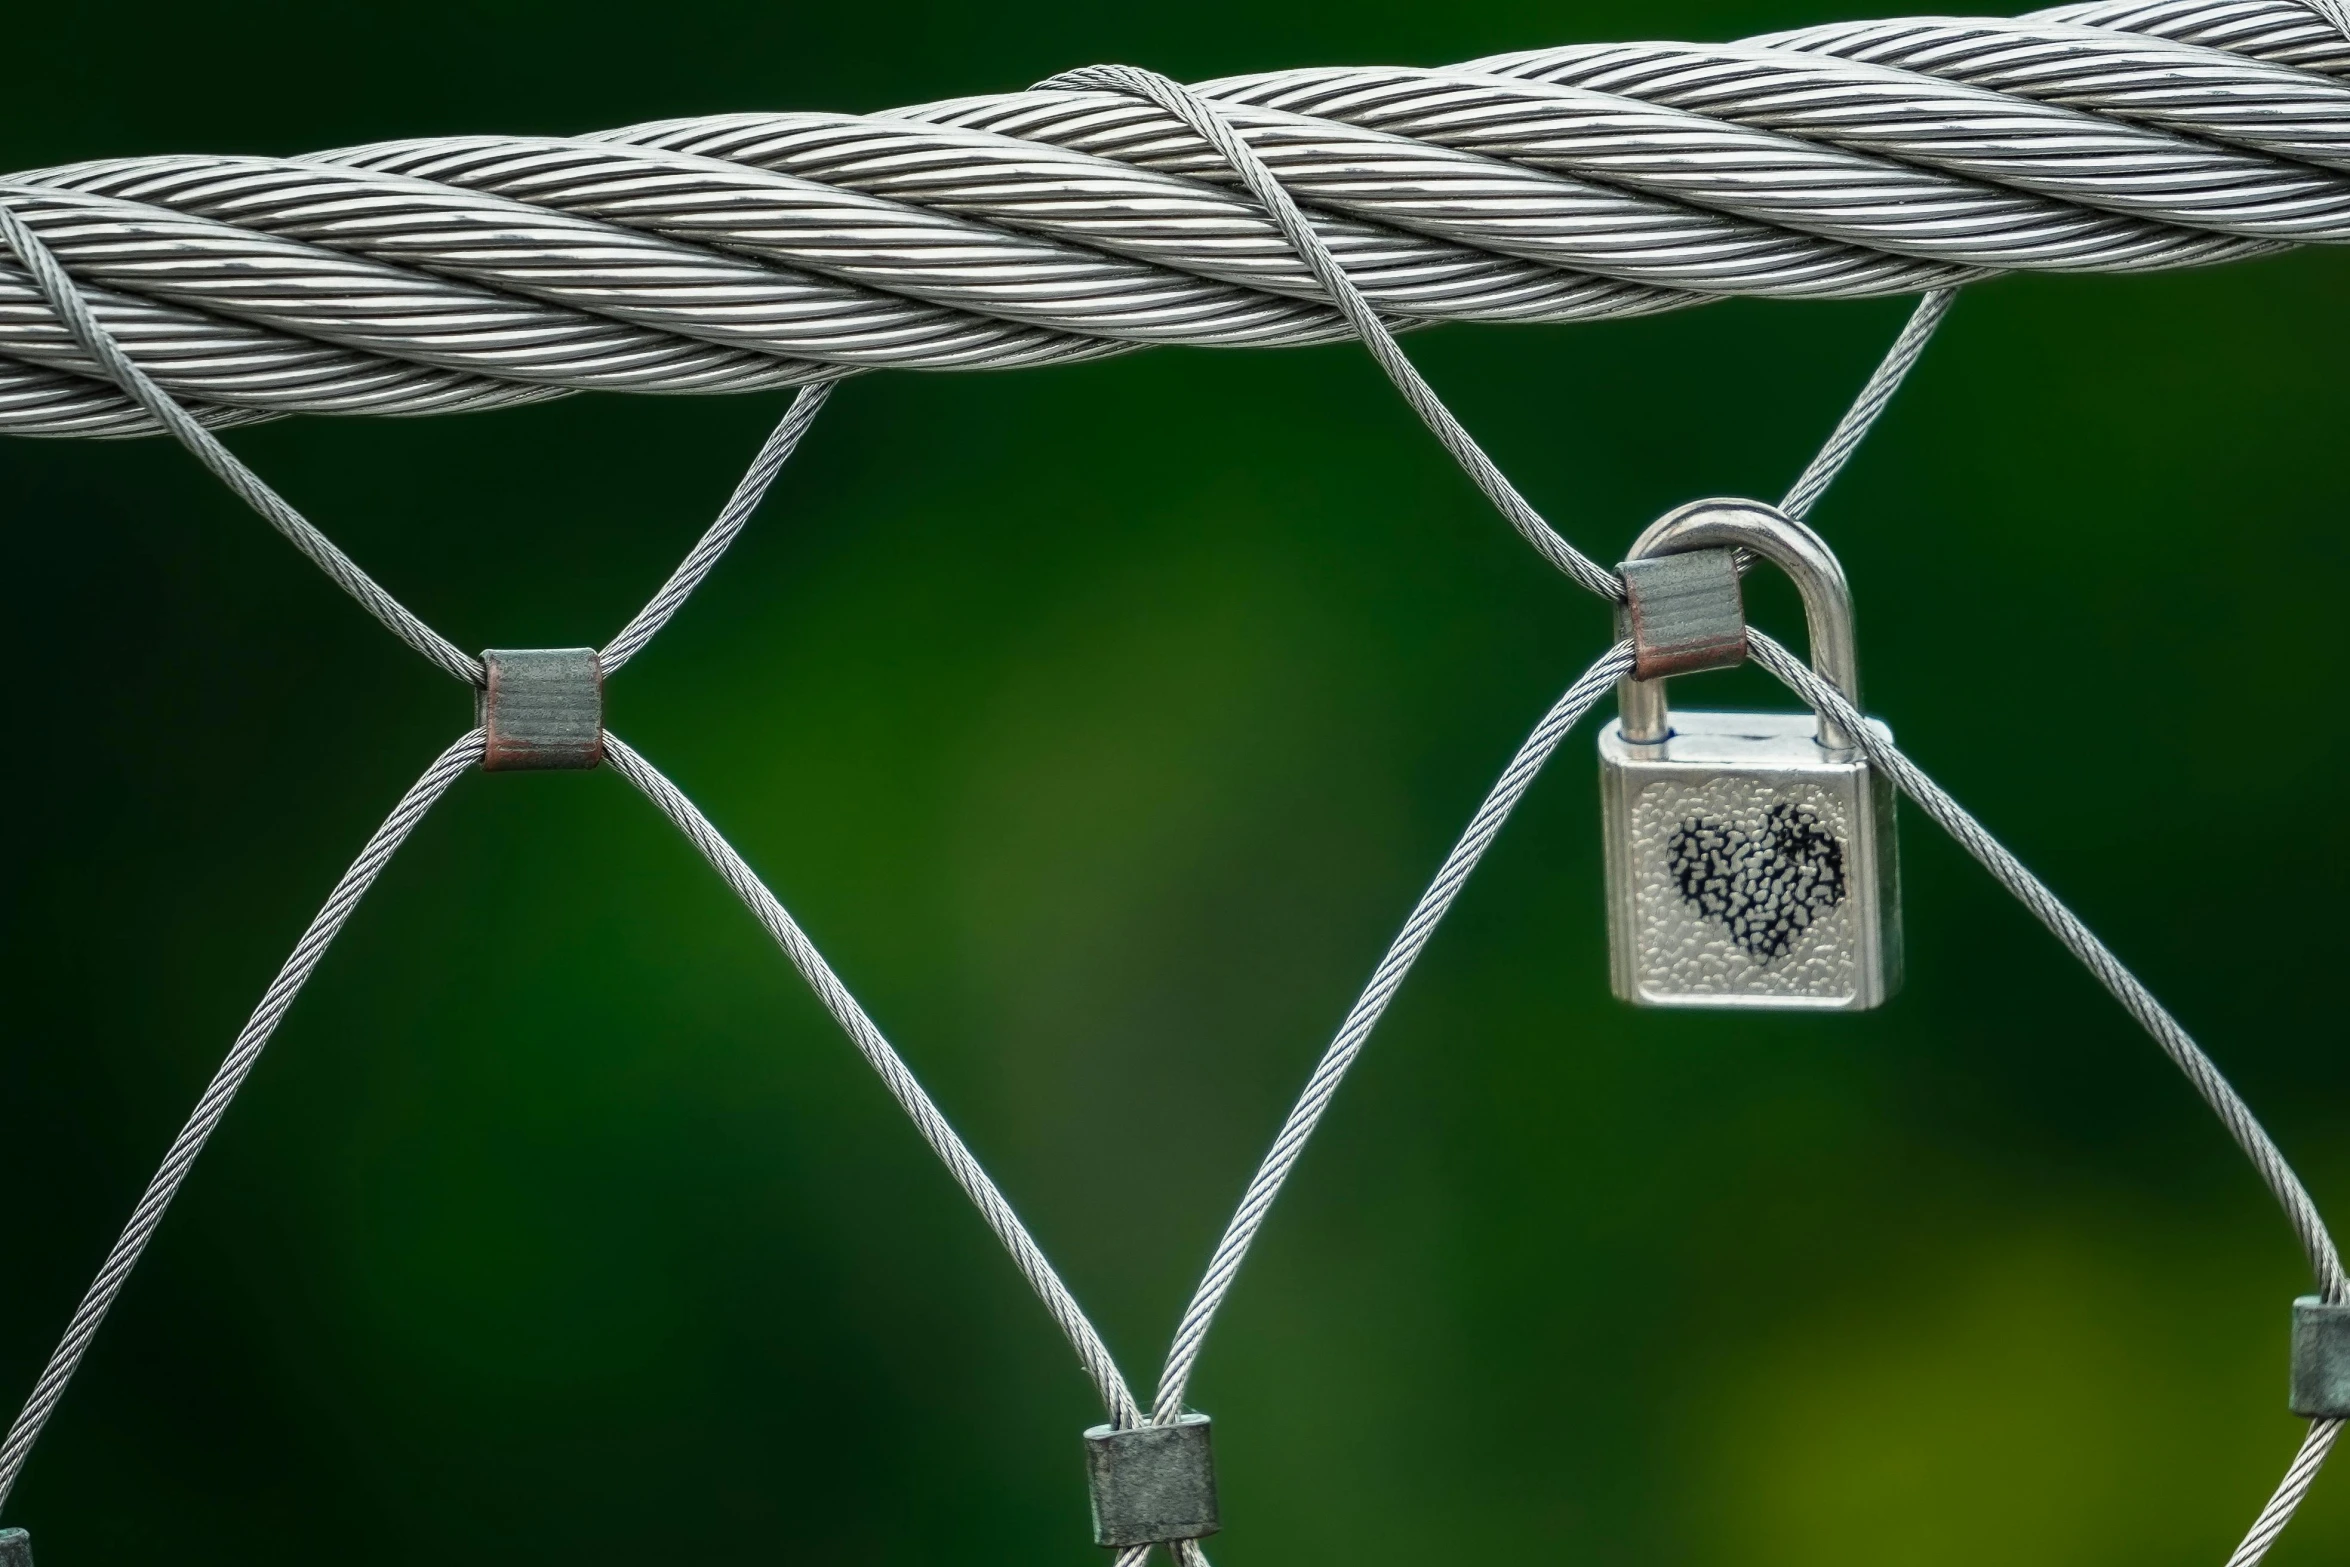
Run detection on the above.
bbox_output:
[1780,290,1958,521]
[600,380,837,672]
[1747,629,2347,1303]
[1036,64,1625,601]
[0,728,483,1516]
[600,733,1145,1427]
[2300,0,2350,40]
[2227,1418,2344,1567]
[1745,630,2346,1559]
[1147,643,1635,1424]
[0,202,484,685]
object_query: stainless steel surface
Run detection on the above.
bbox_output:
[1602,501,1896,1009]
[0,1528,29,1567]
[0,2,2343,436]
[480,648,605,771]
[1084,1414,1221,1549]
[2294,1297,2350,1417]
[1599,710,1901,1009]
[1617,498,1861,752]
[1622,547,1747,682]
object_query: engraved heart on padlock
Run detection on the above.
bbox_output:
[1666,803,1847,964]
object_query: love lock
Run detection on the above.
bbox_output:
[1598,499,1900,1010]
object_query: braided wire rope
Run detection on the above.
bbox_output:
[1778,289,1958,522]
[1752,632,2349,1566]
[599,733,1146,1427]
[599,377,838,673]
[0,729,484,1509]
[1,3,2344,1560]
[0,2,2347,438]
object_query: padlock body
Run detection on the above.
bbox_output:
[1599,710,1899,1010]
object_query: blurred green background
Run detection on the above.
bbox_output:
[3,0,2347,1562]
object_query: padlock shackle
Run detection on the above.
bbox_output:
[1617,499,1861,753]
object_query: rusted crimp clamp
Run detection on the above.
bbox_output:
[1618,545,1745,682]
[480,648,604,771]
[1083,1413,1220,1550]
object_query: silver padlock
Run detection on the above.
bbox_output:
[1597,499,1900,1010]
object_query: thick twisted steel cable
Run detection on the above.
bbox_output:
[0,728,484,1513]
[2052,0,2350,53]
[2302,0,2350,39]
[0,2,2345,438]
[600,733,1147,1428]
[0,261,568,433]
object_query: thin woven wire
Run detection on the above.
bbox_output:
[0,238,849,1498]
[600,733,1146,1426]
[0,729,484,1511]
[1752,632,2348,1300]
[1749,630,2346,1565]
[2229,1420,2345,1567]
[1145,644,1633,1427]
[601,379,836,671]
[1780,290,1959,521]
